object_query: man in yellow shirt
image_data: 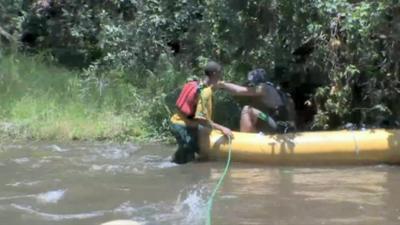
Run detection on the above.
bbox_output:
[170,61,233,164]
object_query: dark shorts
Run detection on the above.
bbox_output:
[257,106,292,133]
[272,105,289,121]
[170,123,199,164]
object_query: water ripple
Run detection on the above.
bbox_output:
[11,203,106,221]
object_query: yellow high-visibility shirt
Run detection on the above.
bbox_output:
[170,85,213,126]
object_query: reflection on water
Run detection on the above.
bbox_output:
[1,142,400,225]
[292,169,387,205]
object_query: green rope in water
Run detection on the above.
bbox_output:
[206,136,232,225]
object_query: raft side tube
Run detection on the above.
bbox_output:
[200,129,400,165]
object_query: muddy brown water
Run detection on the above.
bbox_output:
[1,142,400,225]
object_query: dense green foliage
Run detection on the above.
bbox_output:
[0,54,151,141]
[1,0,400,140]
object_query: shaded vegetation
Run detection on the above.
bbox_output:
[1,0,400,141]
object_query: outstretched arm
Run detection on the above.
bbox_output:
[216,82,262,96]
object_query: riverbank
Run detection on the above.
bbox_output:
[0,54,172,143]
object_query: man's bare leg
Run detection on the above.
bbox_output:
[240,106,261,132]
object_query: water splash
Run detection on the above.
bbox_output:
[174,183,209,225]
[37,189,66,204]
[156,157,177,169]
[107,184,209,225]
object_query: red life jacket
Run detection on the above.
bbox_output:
[176,81,200,117]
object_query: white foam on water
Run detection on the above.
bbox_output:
[0,194,36,201]
[113,201,138,215]
[140,155,161,162]
[36,189,66,204]
[108,201,156,225]
[89,164,128,174]
[220,194,238,199]
[31,163,43,169]
[129,202,178,225]
[30,158,54,169]
[139,155,177,171]
[6,181,41,187]
[99,147,130,160]
[13,157,30,164]
[47,144,68,152]
[11,203,106,221]
[0,143,23,149]
[156,157,177,169]
[90,164,105,171]
[156,161,176,169]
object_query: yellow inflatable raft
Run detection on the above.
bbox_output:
[200,129,400,165]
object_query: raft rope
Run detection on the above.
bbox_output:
[206,135,232,225]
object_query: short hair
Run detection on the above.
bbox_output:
[204,61,222,76]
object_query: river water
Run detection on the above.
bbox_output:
[1,142,400,225]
